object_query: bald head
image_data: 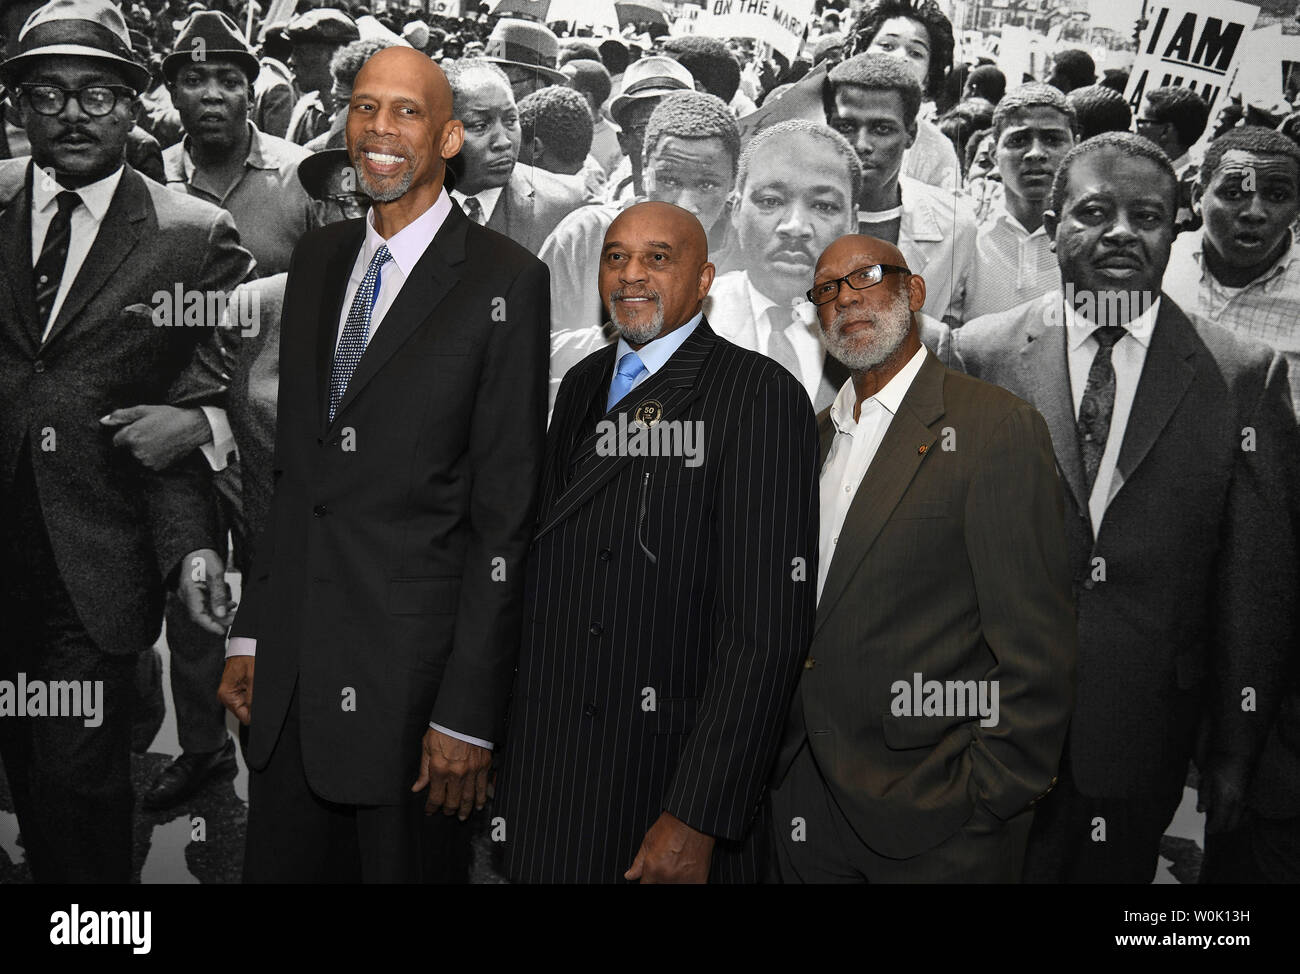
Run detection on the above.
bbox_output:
[346,47,462,212]
[600,201,715,347]
[815,234,909,281]
[813,233,924,379]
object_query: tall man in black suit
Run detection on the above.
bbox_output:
[495,201,820,883]
[955,132,1299,882]
[219,46,550,883]
[768,235,1076,882]
[0,0,253,883]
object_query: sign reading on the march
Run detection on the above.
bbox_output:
[1124,0,1259,116]
[692,0,816,60]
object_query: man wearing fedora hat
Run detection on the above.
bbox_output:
[0,0,255,882]
[160,10,314,278]
[252,22,297,140]
[284,7,359,146]
[482,17,566,103]
[88,9,318,814]
[601,55,695,205]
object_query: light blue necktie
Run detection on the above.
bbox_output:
[329,244,392,423]
[606,350,647,411]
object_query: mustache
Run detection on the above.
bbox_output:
[611,287,661,302]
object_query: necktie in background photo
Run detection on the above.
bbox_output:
[328,244,393,423]
[1077,325,1127,497]
[606,350,646,411]
[765,305,803,386]
[462,196,484,225]
[33,190,81,340]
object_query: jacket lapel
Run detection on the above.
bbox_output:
[1114,296,1196,489]
[41,164,146,351]
[1018,292,1088,515]
[814,348,945,635]
[534,319,718,540]
[0,162,39,349]
[320,205,469,434]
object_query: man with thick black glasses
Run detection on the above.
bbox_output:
[768,233,1076,882]
[0,0,253,882]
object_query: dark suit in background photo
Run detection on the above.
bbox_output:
[955,133,1300,883]
[221,48,550,883]
[495,201,820,884]
[0,0,253,883]
[768,234,1076,883]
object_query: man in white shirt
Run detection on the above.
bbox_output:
[768,232,1075,882]
[965,83,1075,320]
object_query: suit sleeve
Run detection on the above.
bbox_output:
[428,258,551,741]
[145,208,255,583]
[1208,352,1300,765]
[962,402,1077,819]
[661,367,820,841]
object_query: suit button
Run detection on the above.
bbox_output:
[33,360,45,373]
[583,703,599,717]
[312,504,328,517]
[804,658,817,669]
[589,622,603,636]
[598,548,611,562]
[1082,578,1094,590]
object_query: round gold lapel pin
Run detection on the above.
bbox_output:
[918,444,928,455]
[634,399,664,428]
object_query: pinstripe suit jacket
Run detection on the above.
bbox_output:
[495,318,820,883]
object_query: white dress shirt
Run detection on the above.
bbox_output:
[31,163,123,339]
[744,273,825,405]
[817,345,927,603]
[1063,296,1159,534]
[227,188,488,748]
[450,184,502,225]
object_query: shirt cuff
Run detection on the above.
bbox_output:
[429,722,494,751]
[198,405,235,472]
[226,636,256,659]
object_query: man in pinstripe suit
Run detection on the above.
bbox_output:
[494,201,820,883]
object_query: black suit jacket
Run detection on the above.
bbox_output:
[772,348,1077,859]
[0,158,253,655]
[495,319,820,882]
[954,292,1299,800]
[229,200,550,806]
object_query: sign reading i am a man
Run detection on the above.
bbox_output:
[1124,0,1259,116]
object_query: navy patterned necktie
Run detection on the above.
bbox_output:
[329,244,392,423]
[1077,325,1127,496]
[33,190,81,335]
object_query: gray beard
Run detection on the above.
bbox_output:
[608,294,665,345]
[820,299,913,372]
[354,158,414,202]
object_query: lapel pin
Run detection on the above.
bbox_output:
[634,399,663,428]
[918,444,928,455]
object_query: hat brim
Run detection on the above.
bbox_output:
[1,46,150,92]
[162,50,260,84]
[610,84,686,122]
[483,57,566,86]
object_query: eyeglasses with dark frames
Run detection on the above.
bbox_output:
[806,263,911,306]
[17,83,137,118]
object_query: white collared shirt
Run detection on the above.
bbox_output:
[30,163,124,340]
[336,187,453,349]
[817,344,927,603]
[1063,296,1160,534]
[450,184,502,225]
[743,272,824,405]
